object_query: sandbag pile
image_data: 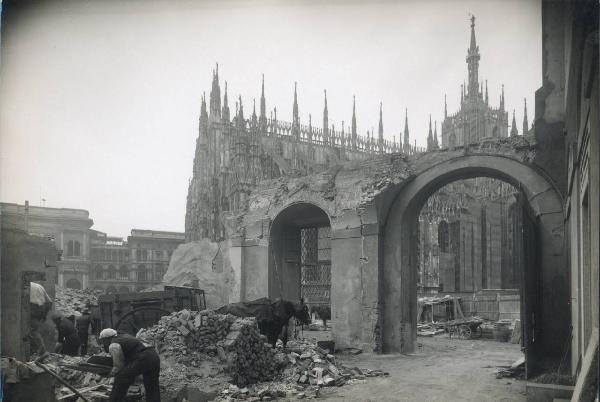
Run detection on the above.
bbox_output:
[137,309,286,386]
[54,286,102,318]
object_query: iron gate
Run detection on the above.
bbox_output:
[300,227,331,306]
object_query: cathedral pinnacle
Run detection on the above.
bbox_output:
[510,109,518,137]
[403,108,410,153]
[444,94,448,119]
[222,81,230,122]
[293,82,299,126]
[351,96,357,147]
[210,63,221,117]
[378,102,384,143]
[427,114,434,151]
[434,121,439,149]
[523,98,528,134]
[259,74,267,130]
[323,90,329,141]
[466,14,480,98]
[485,80,489,105]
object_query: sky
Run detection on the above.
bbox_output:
[0,0,542,238]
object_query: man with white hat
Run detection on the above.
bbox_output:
[98,328,161,402]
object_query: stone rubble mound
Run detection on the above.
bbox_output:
[137,309,286,387]
[54,286,102,318]
[217,338,389,401]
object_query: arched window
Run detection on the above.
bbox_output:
[438,221,449,253]
[107,265,117,280]
[142,250,148,261]
[119,265,128,279]
[67,240,74,257]
[136,249,142,261]
[74,241,81,256]
[94,265,103,280]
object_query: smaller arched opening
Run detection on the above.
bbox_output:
[269,203,332,316]
[107,265,117,280]
[119,265,128,280]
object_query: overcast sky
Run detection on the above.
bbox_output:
[0,0,541,238]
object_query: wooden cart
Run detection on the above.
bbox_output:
[96,286,206,335]
[445,318,484,339]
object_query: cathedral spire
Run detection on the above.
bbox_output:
[259,74,267,130]
[351,96,357,148]
[427,114,434,151]
[434,120,439,149]
[251,98,257,126]
[500,84,505,111]
[461,84,464,104]
[485,80,489,105]
[466,14,480,98]
[510,109,518,137]
[293,82,299,126]
[522,98,528,134]
[222,81,230,122]
[323,90,329,142]
[200,93,208,123]
[237,95,244,126]
[209,63,221,117]
[403,108,410,153]
[444,94,447,119]
[378,102,384,144]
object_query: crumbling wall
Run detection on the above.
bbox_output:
[163,239,240,309]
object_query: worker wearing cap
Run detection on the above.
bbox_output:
[99,328,161,402]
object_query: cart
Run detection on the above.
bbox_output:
[445,317,484,339]
[96,285,206,335]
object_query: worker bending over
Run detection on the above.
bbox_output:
[51,313,81,356]
[99,328,161,402]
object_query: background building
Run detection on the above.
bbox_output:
[0,201,93,289]
[1,201,184,293]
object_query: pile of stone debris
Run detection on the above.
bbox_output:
[54,286,102,318]
[215,338,389,401]
[137,309,287,388]
[137,309,389,400]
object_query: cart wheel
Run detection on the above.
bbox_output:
[459,325,472,339]
[114,307,171,336]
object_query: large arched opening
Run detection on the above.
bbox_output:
[382,155,565,377]
[269,202,332,322]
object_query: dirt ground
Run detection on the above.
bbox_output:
[301,329,526,402]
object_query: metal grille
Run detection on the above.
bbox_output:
[300,227,331,306]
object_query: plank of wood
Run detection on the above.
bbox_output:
[57,384,104,400]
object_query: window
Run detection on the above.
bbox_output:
[94,265,103,280]
[438,221,449,253]
[142,249,148,261]
[119,265,128,279]
[138,265,148,281]
[74,241,81,256]
[107,265,117,280]
[136,249,142,261]
[155,264,165,280]
[66,240,81,256]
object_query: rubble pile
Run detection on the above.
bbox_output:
[216,338,389,401]
[137,309,285,386]
[54,286,102,317]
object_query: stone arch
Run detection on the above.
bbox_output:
[381,155,565,361]
[268,202,332,306]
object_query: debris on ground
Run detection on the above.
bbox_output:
[496,356,525,379]
[54,286,102,318]
[136,309,286,393]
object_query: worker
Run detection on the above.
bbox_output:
[29,282,53,355]
[51,313,81,356]
[99,328,161,402]
[75,308,92,356]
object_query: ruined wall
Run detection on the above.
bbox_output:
[1,227,58,360]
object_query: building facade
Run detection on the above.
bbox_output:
[0,201,184,293]
[87,229,184,293]
[0,201,93,289]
